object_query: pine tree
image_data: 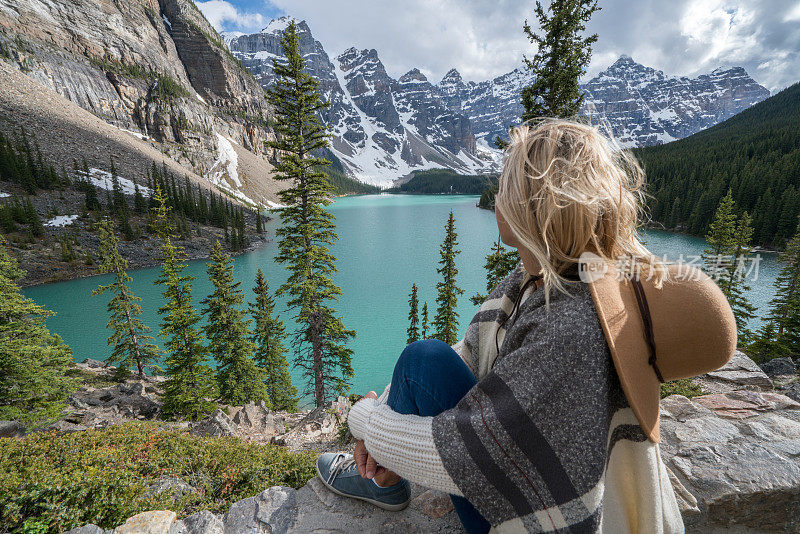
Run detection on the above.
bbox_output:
[471,238,521,305]
[202,241,266,405]
[702,190,738,289]
[134,183,147,214]
[92,219,160,379]
[407,283,420,344]
[24,198,43,237]
[85,179,101,212]
[152,184,215,419]
[750,222,800,360]
[725,212,758,345]
[111,164,125,216]
[433,211,464,345]
[520,0,600,121]
[421,302,429,339]
[702,192,758,346]
[0,238,76,425]
[267,21,355,406]
[250,269,297,411]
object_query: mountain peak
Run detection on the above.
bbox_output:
[613,54,636,65]
[337,47,380,64]
[440,68,463,86]
[399,68,428,84]
[261,16,305,34]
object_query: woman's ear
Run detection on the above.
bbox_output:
[495,206,517,247]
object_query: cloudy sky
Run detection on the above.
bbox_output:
[196,0,800,92]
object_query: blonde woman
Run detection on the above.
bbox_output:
[316,119,735,533]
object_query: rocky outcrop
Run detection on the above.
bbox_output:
[760,356,798,378]
[0,0,279,207]
[66,482,463,534]
[661,391,800,532]
[692,350,775,394]
[61,352,800,533]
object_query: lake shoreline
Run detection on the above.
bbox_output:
[18,231,273,289]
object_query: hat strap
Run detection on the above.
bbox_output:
[631,278,665,383]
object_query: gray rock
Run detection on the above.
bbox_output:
[83,359,105,369]
[660,383,800,532]
[0,420,24,438]
[232,402,271,429]
[118,382,145,396]
[255,487,297,533]
[759,357,798,377]
[192,409,239,438]
[694,351,774,393]
[784,383,800,403]
[223,495,267,534]
[42,420,87,433]
[62,525,105,534]
[182,510,223,534]
[113,510,176,534]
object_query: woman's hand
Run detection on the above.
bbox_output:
[353,391,385,479]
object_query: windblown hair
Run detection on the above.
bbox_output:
[495,118,665,299]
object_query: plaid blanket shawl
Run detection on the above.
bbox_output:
[433,265,683,533]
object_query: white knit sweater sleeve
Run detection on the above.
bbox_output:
[347,398,462,496]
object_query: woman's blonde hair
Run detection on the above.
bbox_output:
[495,118,665,299]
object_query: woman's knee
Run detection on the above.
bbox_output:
[395,338,460,376]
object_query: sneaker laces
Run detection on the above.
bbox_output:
[326,453,358,486]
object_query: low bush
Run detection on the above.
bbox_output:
[660,378,705,399]
[0,422,316,533]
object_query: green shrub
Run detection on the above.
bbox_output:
[660,378,705,399]
[151,74,190,101]
[0,422,316,533]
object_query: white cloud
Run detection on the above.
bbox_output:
[267,0,533,83]
[220,0,798,92]
[195,0,266,33]
[785,2,800,21]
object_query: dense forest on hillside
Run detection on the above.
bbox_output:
[636,82,800,247]
[388,169,498,195]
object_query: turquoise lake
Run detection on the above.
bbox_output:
[23,194,780,402]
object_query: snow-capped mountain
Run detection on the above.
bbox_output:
[226,18,491,185]
[580,55,771,146]
[225,16,769,184]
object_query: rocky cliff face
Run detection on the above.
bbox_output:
[0,0,279,206]
[226,17,769,185]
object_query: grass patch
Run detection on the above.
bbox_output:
[64,367,119,389]
[0,422,316,533]
[660,378,705,399]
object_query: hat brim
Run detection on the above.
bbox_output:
[589,273,661,442]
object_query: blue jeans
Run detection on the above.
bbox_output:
[386,339,491,534]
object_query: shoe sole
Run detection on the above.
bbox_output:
[316,463,410,512]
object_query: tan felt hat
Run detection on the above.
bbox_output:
[584,260,737,442]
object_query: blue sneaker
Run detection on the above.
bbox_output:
[316,452,411,511]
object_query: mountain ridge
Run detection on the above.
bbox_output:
[225,15,769,186]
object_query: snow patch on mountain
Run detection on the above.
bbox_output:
[45,214,80,227]
[78,168,151,197]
